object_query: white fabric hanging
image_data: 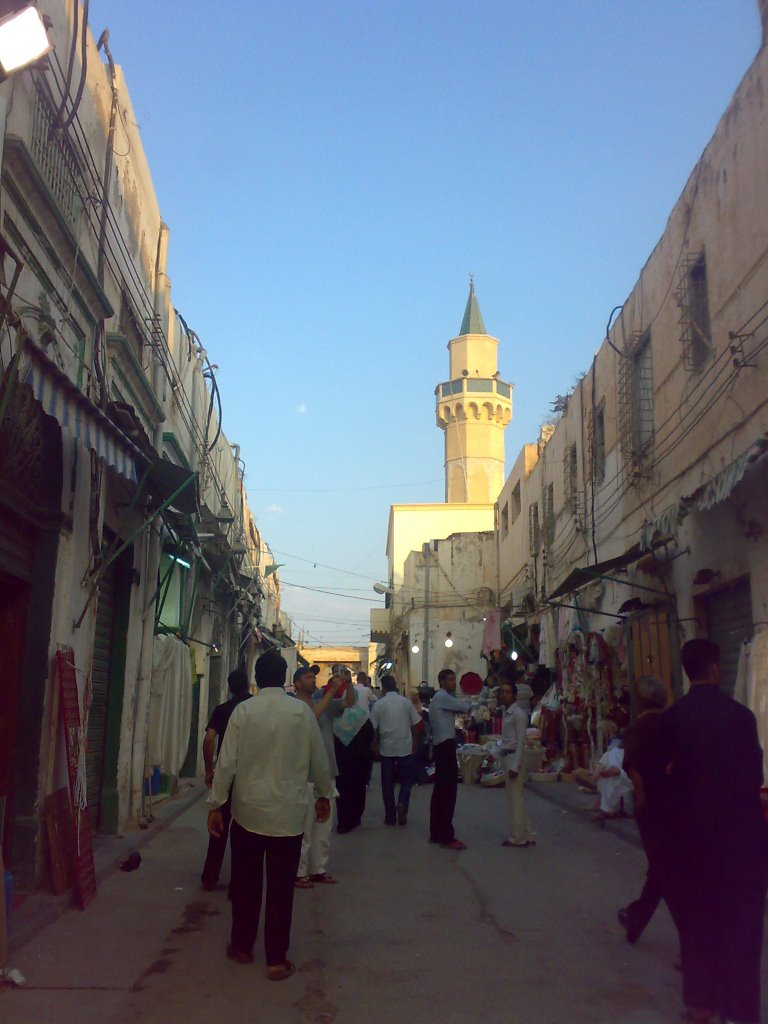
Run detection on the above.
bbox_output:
[146,633,193,774]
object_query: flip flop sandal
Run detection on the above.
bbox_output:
[308,873,339,884]
[267,960,296,982]
[294,877,314,889]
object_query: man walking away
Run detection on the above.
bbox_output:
[499,680,534,848]
[201,669,252,892]
[619,675,679,944]
[334,697,374,834]
[369,675,422,826]
[428,669,471,850]
[294,664,354,886]
[663,638,768,1024]
[207,651,332,980]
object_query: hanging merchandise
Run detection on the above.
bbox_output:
[146,633,194,775]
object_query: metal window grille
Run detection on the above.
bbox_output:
[528,502,540,556]
[563,443,578,511]
[589,404,606,485]
[619,331,654,462]
[544,483,555,545]
[676,251,711,371]
[30,83,84,227]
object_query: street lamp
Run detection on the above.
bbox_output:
[444,631,454,649]
[411,643,419,655]
[0,6,51,79]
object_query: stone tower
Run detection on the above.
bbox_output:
[435,280,513,503]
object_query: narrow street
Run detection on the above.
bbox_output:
[3,776,749,1024]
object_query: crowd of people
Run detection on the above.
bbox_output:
[200,643,767,1024]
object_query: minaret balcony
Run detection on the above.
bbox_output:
[435,377,512,399]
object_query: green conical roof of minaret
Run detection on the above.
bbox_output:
[459,278,486,335]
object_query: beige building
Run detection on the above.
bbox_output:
[496,18,768,730]
[391,531,497,691]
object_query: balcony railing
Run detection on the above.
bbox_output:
[436,378,512,400]
[30,84,83,226]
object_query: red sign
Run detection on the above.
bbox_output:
[56,648,97,910]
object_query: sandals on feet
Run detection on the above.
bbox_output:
[267,960,296,981]
[294,876,314,889]
[308,873,338,884]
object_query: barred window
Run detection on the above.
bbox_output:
[619,330,654,462]
[677,251,711,371]
[528,502,540,555]
[563,443,578,511]
[501,501,509,538]
[30,82,83,227]
[591,403,606,485]
[544,483,555,546]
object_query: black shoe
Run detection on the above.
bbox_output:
[397,803,408,826]
[201,880,217,892]
[384,819,397,826]
[618,907,640,945]
[226,945,254,964]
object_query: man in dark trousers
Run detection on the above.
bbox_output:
[200,668,252,891]
[619,674,679,944]
[428,668,471,850]
[663,638,768,1024]
[208,650,332,978]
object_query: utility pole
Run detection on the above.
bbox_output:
[422,542,430,686]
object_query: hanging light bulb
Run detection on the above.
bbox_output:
[511,650,519,661]
[411,643,420,654]
[444,631,454,649]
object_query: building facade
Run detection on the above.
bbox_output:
[495,20,768,745]
[0,1,292,895]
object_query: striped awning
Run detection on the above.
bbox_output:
[640,433,768,549]
[22,342,141,482]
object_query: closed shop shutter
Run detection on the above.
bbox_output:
[86,562,117,830]
[701,578,753,697]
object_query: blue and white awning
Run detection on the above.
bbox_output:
[22,342,140,482]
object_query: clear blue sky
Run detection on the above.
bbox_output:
[89,1,760,646]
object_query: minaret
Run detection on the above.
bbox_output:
[435,279,513,503]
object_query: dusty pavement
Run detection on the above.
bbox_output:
[2,775,765,1024]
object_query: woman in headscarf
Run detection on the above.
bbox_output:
[333,697,374,834]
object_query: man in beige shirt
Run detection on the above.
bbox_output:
[207,650,332,980]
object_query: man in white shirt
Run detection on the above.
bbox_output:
[207,650,332,979]
[499,680,534,848]
[370,675,422,826]
[354,671,377,713]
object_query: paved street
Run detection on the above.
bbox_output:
[2,776,765,1024]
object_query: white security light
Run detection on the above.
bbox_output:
[511,650,519,661]
[411,644,419,654]
[444,631,454,649]
[0,7,51,77]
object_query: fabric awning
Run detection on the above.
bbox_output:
[640,433,768,549]
[547,545,642,601]
[145,456,199,515]
[22,341,140,482]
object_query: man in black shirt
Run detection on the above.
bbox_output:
[663,638,768,1024]
[201,669,253,891]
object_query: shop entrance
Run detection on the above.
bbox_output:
[0,571,31,863]
[698,576,753,697]
[627,604,677,696]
